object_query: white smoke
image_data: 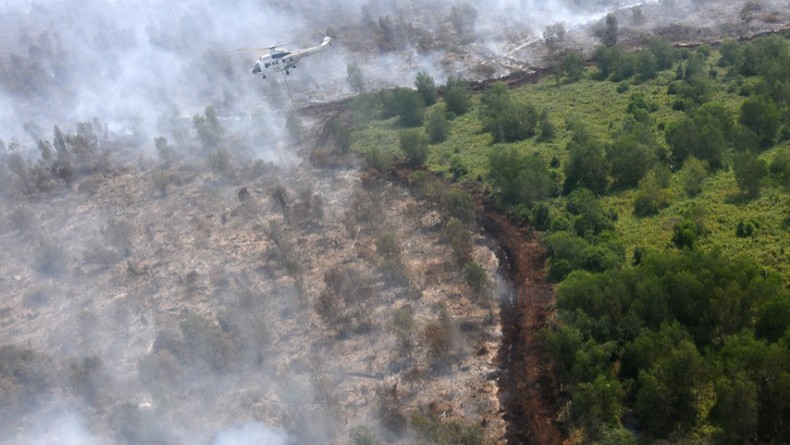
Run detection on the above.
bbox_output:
[211,422,290,445]
[23,414,99,445]
[0,0,659,147]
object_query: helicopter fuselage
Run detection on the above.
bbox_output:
[252,36,331,79]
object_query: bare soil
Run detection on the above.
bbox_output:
[480,206,563,445]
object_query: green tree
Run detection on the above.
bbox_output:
[636,50,658,81]
[672,219,699,250]
[562,50,585,83]
[646,36,674,70]
[755,292,790,342]
[488,146,557,207]
[564,135,608,195]
[635,339,706,437]
[449,3,478,35]
[465,261,492,305]
[539,324,583,384]
[612,52,638,81]
[770,147,790,181]
[680,156,707,196]
[415,71,437,106]
[480,82,537,142]
[154,136,172,163]
[606,134,654,189]
[592,45,621,80]
[439,188,476,224]
[538,110,556,141]
[390,88,425,127]
[444,217,473,263]
[566,188,616,237]
[711,373,759,445]
[543,22,567,51]
[544,232,590,281]
[732,150,768,198]
[633,167,670,217]
[329,117,352,153]
[666,116,698,165]
[740,96,780,149]
[631,7,645,26]
[425,108,449,143]
[390,305,415,351]
[665,114,726,169]
[719,37,741,67]
[399,129,429,167]
[444,77,471,116]
[572,374,624,440]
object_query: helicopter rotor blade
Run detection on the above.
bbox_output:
[234,42,291,53]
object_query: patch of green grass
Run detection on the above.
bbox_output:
[348,55,790,284]
[604,147,790,284]
[350,117,404,166]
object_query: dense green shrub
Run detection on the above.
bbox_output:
[770,147,790,181]
[740,95,780,149]
[415,71,437,106]
[489,146,558,207]
[384,88,425,127]
[399,128,429,167]
[665,103,733,169]
[672,219,699,250]
[564,133,609,195]
[606,133,655,190]
[444,77,471,117]
[424,108,450,143]
[732,150,768,198]
[479,82,537,143]
[633,168,671,217]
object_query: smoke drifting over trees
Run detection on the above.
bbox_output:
[0,0,673,146]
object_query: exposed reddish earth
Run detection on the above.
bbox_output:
[480,204,563,445]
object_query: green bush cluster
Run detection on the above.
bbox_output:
[593,36,673,83]
[542,248,790,442]
[479,83,537,143]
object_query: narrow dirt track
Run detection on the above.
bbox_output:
[480,204,563,445]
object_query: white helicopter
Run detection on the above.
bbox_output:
[251,36,333,79]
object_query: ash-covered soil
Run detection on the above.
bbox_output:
[0,144,505,443]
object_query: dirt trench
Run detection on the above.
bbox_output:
[479,203,563,445]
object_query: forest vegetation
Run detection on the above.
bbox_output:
[345,30,790,444]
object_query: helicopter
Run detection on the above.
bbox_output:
[251,36,333,79]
